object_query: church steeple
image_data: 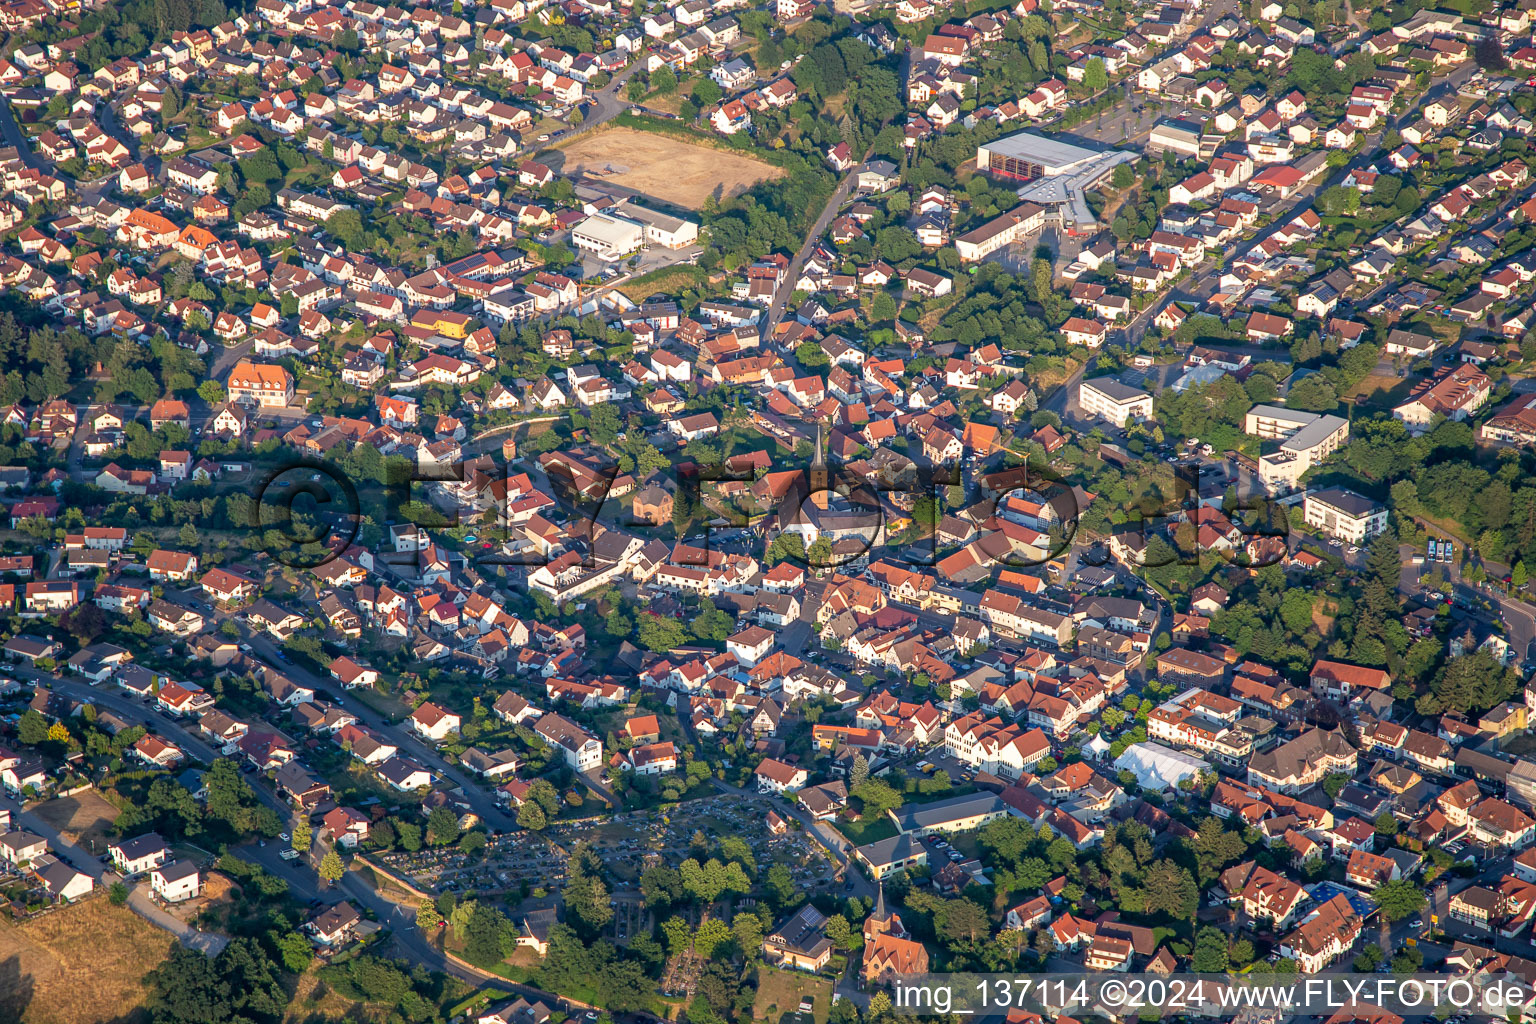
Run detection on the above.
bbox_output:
[809,421,829,511]
[864,878,906,942]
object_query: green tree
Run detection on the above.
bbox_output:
[291,820,311,854]
[565,843,615,936]
[518,801,548,831]
[1353,943,1384,971]
[319,849,345,884]
[1083,56,1108,91]
[1374,879,1426,922]
[1191,927,1230,972]
[17,709,47,746]
[638,613,687,651]
[427,806,461,846]
[693,917,732,958]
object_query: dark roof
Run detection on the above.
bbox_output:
[1307,487,1382,518]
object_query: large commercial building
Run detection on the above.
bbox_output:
[1303,487,1388,544]
[887,792,1010,836]
[1079,377,1153,426]
[975,131,1134,233]
[1146,118,1205,158]
[570,202,699,261]
[571,213,645,261]
[1245,405,1350,492]
[612,201,699,249]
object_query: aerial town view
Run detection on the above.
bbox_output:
[3,0,1536,1019]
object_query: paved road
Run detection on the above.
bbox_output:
[533,61,647,156]
[2,787,230,953]
[236,629,518,833]
[236,839,612,1011]
[761,170,862,344]
[234,838,496,983]
[0,93,40,170]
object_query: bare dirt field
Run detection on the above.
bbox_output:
[553,127,783,210]
[0,899,173,1024]
[30,790,119,854]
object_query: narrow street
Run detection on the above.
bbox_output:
[236,629,518,833]
[0,93,40,170]
[761,170,862,343]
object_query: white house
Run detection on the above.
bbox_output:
[108,832,169,875]
[755,757,810,794]
[150,860,202,903]
[409,701,461,742]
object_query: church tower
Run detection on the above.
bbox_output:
[863,879,907,943]
[809,421,830,511]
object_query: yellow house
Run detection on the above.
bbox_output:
[409,310,473,339]
[1481,700,1527,739]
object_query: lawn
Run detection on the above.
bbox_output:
[833,815,897,846]
[344,683,412,721]
[1340,372,1416,411]
[752,966,833,1024]
[0,898,175,1024]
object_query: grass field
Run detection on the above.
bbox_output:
[552,127,784,210]
[619,265,710,302]
[1340,372,1413,410]
[752,967,832,1024]
[29,790,119,854]
[0,899,174,1024]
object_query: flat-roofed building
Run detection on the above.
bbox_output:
[570,213,644,261]
[1245,405,1350,492]
[975,131,1134,232]
[1079,378,1152,425]
[1303,487,1387,544]
[1147,117,1204,158]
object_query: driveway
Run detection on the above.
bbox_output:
[2,789,229,954]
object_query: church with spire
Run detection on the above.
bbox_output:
[862,881,930,989]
